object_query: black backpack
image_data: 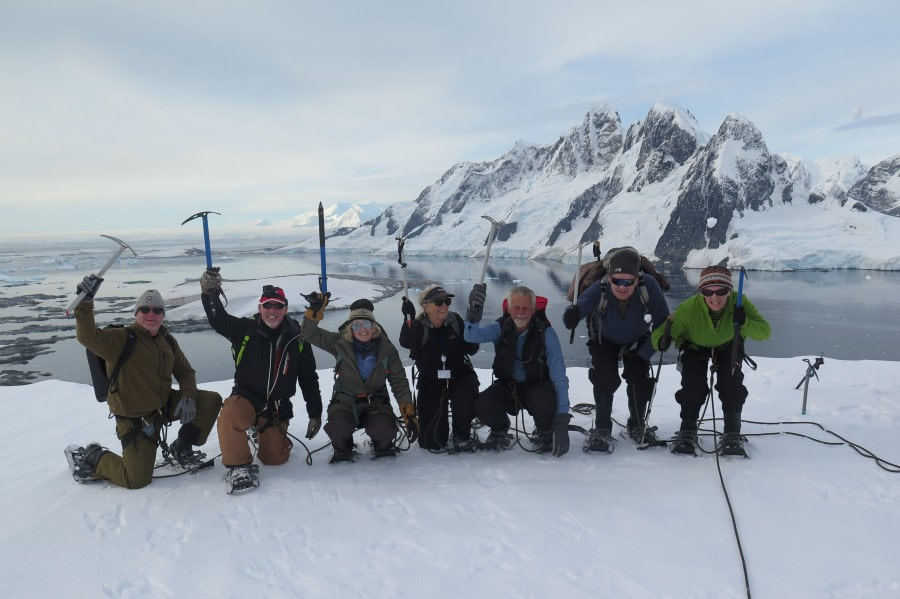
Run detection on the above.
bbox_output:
[86,325,176,402]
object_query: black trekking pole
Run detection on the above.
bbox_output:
[65,235,137,316]
[317,202,328,294]
[639,316,672,448]
[569,242,584,344]
[730,266,747,375]
[795,356,824,415]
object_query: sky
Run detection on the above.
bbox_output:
[2,272,899,597]
[2,0,899,237]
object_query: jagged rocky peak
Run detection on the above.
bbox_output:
[848,154,900,216]
[627,101,704,189]
[545,102,623,178]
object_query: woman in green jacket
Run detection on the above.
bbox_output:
[302,295,418,463]
[652,266,770,456]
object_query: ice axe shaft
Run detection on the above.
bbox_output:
[318,202,328,294]
[478,216,504,285]
[65,234,136,315]
[396,236,410,324]
[569,243,584,344]
[181,211,221,270]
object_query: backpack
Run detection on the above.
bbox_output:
[413,312,464,359]
[86,325,177,402]
[565,245,670,301]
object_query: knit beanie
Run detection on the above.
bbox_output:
[697,266,733,291]
[134,289,165,314]
[608,249,641,277]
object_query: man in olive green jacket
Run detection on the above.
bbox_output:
[67,281,222,488]
[651,266,770,455]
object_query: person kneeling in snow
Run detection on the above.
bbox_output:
[651,266,770,456]
[201,272,323,494]
[67,281,222,489]
[301,295,418,463]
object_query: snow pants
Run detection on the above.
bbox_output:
[94,388,222,489]
[475,379,557,433]
[415,370,479,450]
[588,339,655,431]
[324,401,398,453]
[675,341,747,432]
[217,394,293,468]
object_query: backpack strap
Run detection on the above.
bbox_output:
[107,328,138,394]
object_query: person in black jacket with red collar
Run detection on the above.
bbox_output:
[201,271,322,494]
[399,284,479,452]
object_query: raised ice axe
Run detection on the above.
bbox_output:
[477,215,504,285]
[65,234,136,315]
[181,211,220,270]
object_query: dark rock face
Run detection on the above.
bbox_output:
[847,155,900,216]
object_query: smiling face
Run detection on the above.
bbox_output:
[350,319,375,342]
[609,274,638,301]
[508,293,535,333]
[702,286,730,311]
[135,307,164,336]
[423,299,449,327]
[258,300,287,329]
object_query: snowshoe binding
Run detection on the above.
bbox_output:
[225,464,260,494]
[531,430,553,453]
[716,433,749,457]
[670,430,699,456]
[372,445,398,459]
[64,443,105,483]
[584,428,615,453]
[329,448,359,464]
[449,434,476,454]
[627,424,667,448]
[477,428,514,451]
[160,438,210,473]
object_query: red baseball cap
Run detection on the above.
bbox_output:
[259,285,288,306]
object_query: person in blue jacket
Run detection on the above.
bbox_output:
[562,248,669,452]
[463,284,571,456]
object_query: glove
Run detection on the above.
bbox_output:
[466,283,487,323]
[304,291,331,321]
[76,274,103,302]
[174,396,196,425]
[306,417,321,439]
[733,305,747,326]
[657,331,672,352]
[200,267,222,295]
[400,402,419,444]
[401,296,416,321]
[562,305,581,330]
[552,412,572,457]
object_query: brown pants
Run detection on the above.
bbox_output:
[217,394,292,468]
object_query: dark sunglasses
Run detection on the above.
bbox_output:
[261,301,286,310]
[700,287,730,297]
[610,277,636,288]
[138,306,164,315]
[429,298,452,307]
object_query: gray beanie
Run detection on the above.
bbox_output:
[135,289,165,314]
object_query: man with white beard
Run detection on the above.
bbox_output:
[463,284,571,456]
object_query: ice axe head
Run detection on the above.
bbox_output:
[99,234,137,259]
[181,211,221,226]
[181,211,220,269]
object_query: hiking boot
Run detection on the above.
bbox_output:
[627,424,660,445]
[482,428,514,450]
[329,449,358,464]
[169,438,207,469]
[451,434,476,453]
[717,433,748,457]
[671,430,698,455]
[373,445,398,459]
[225,464,260,494]
[64,443,105,483]
[584,428,615,453]
[531,430,553,453]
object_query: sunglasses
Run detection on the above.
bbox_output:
[428,298,452,307]
[351,320,374,332]
[138,306,164,315]
[261,301,286,310]
[700,287,731,297]
[610,277,636,288]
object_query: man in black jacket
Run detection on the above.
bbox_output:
[201,270,322,494]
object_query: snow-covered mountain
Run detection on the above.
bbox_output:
[326,101,900,270]
[265,202,385,231]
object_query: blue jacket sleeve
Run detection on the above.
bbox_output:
[543,327,570,414]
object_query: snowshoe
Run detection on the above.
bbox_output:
[64,443,105,483]
[161,438,210,472]
[531,431,553,453]
[373,445,398,459]
[477,429,514,451]
[670,430,698,456]
[716,433,749,457]
[225,464,260,494]
[584,428,615,454]
[449,434,476,454]
[329,449,359,464]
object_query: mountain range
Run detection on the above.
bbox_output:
[325,101,900,270]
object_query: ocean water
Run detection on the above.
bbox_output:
[2,232,899,386]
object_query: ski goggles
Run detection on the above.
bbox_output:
[138,307,164,315]
[700,287,731,297]
[350,320,374,332]
[428,298,452,307]
[610,277,636,287]
[261,301,286,310]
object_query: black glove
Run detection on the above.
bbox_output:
[76,274,103,302]
[562,305,581,330]
[466,283,486,323]
[733,305,746,326]
[200,267,222,295]
[552,412,572,457]
[304,291,331,321]
[401,297,416,321]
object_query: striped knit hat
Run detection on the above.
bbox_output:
[697,266,733,291]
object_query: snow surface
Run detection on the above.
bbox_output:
[3,276,899,598]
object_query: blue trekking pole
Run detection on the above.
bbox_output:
[730,266,747,375]
[318,202,328,294]
[181,211,220,270]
